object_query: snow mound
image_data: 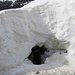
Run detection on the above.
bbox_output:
[0,0,75,75]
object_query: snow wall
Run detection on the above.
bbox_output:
[0,0,75,72]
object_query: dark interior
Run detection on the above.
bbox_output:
[28,45,47,65]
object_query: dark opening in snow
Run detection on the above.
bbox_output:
[26,44,68,65]
[28,45,48,65]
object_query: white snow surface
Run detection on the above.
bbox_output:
[0,0,75,75]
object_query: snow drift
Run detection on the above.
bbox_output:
[0,0,75,75]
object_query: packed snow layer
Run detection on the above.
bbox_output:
[0,0,75,75]
[26,66,75,75]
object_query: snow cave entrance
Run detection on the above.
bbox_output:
[27,42,68,65]
[28,45,49,65]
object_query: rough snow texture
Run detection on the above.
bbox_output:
[26,66,75,75]
[0,0,75,75]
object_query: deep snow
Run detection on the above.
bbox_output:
[0,0,75,75]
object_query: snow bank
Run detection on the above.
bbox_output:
[0,0,75,75]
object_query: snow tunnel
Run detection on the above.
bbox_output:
[27,40,69,65]
[28,45,48,65]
